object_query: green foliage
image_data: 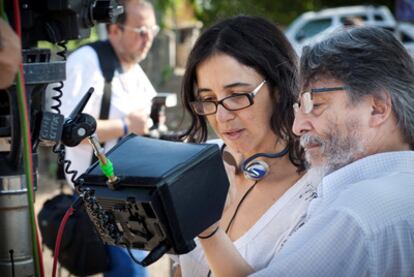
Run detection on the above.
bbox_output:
[153,0,203,27]
[154,0,177,12]
[193,0,394,28]
[38,26,99,55]
[153,0,175,27]
[160,65,175,86]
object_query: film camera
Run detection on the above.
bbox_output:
[0,1,122,276]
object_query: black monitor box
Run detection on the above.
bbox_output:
[78,135,229,256]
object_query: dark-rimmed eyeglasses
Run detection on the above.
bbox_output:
[293,86,350,114]
[190,80,267,116]
[118,24,160,37]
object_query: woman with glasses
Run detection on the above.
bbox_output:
[172,15,317,277]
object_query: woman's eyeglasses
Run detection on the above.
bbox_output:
[190,80,267,116]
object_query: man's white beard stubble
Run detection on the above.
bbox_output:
[300,119,366,181]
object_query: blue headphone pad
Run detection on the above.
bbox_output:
[243,160,269,181]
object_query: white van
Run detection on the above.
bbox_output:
[285,5,397,54]
[395,22,414,56]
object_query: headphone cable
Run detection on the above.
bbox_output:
[207,180,258,277]
[225,180,258,233]
[242,147,288,169]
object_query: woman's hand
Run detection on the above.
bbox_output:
[195,148,253,277]
[199,228,254,277]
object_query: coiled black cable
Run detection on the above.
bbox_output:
[50,41,80,186]
[50,41,67,115]
[53,144,79,185]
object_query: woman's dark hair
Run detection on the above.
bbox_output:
[181,15,304,170]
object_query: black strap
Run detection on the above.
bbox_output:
[87,40,122,164]
[88,40,122,83]
[88,40,123,120]
[100,82,112,120]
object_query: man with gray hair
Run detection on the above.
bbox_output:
[284,26,414,275]
[196,26,414,276]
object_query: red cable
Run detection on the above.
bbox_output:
[13,0,34,193]
[12,0,21,37]
[52,206,75,277]
[12,1,45,277]
[35,220,45,277]
[13,0,33,181]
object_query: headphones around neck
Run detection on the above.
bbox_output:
[221,145,289,181]
[241,149,289,181]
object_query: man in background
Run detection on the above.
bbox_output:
[52,0,158,183]
[46,0,159,276]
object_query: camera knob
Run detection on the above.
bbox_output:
[61,113,97,147]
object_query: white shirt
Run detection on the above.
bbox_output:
[46,44,156,185]
[252,151,414,277]
[173,173,317,276]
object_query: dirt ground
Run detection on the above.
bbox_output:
[35,147,172,277]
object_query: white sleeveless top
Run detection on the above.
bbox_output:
[171,173,317,276]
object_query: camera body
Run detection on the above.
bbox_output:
[5,0,123,48]
[0,1,121,276]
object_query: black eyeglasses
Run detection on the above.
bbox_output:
[190,80,267,116]
[293,86,350,114]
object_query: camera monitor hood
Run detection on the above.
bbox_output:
[78,135,229,264]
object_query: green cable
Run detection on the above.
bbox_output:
[99,158,116,178]
[16,71,42,277]
[1,3,42,276]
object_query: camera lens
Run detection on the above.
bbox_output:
[91,0,123,23]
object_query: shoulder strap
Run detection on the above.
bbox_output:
[100,83,112,120]
[87,41,123,164]
[88,40,123,120]
[88,40,122,84]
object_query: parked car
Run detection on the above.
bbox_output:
[285,5,397,55]
[395,22,414,56]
